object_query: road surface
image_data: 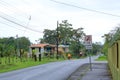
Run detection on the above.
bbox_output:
[0,56,98,80]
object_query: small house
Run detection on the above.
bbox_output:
[58,45,69,53]
[29,44,56,57]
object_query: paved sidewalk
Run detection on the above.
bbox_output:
[67,61,112,80]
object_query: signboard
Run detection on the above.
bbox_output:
[84,35,92,71]
[84,35,92,49]
[85,45,92,49]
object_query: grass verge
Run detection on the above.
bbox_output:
[0,58,64,73]
[96,55,107,61]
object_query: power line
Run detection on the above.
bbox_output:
[0,13,43,33]
[0,0,30,27]
[0,11,27,26]
[0,1,44,34]
[0,13,43,34]
[0,20,25,31]
[0,0,31,30]
[0,0,29,18]
[50,0,120,17]
[0,2,43,34]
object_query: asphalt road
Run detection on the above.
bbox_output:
[0,56,98,80]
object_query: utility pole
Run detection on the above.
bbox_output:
[56,21,59,60]
[16,34,20,57]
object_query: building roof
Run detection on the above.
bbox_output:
[58,45,69,48]
[30,44,56,48]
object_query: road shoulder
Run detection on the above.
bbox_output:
[67,61,112,80]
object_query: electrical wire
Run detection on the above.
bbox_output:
[0,0,33,28]
[0,12,43,33]
[22,15,31,35]
[0,0,30,26]
[0,11,27,26]
[0,1,43,34]
[50,0,120,17]
[0,20,25,31]
[0,0,53,34]
[0,0,29,18]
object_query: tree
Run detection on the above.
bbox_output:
[69,28,85,56]
[102,33,112,55]
[102,26,120,55]
[42,20,73,45]
[41,20,86,57]
[0,37,31,64]
[43,29,57,44]
[18,37,30,51]
[92,42,102,55]
[58,20,73,45]
[38,38,44,43]
[0,37,16,64]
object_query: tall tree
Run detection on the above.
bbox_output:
[70,28,85,56]
[102,33,112,55]
[42,20,73,45]
[18,37,31,51]
[0,37,30,63]
[42,20,86,57]
[102,26,120,55]
[58,20,73,45]
[92,42,102,55]
[43,29,56,44]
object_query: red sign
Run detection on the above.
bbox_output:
[85,35,92,42]
[84,35,92,49]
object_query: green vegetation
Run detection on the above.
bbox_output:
[0,20,103,73]
[96,55,107,61]
[102,26,120,56]
[0,58,64,73]
[42,20,86,56]
[41,20,102,57]
[0,37,30,64]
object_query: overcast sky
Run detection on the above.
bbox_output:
[0,0,120,44]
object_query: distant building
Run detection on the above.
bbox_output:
[29,44,56,57]
[58,45,69,53]
[29,44,69,57]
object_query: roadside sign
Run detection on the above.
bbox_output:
[84,35,92,49]
[84,35,93,71]
[85,45,92,49]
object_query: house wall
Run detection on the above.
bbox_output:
[65,47,69,52]
[29,44,56,57]
[35,48,40,57]
[58,45,69,53]
[29,47,44,58]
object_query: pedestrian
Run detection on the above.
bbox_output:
[67,53,71,60]
[79,51,82,57]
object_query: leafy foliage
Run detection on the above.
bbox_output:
[58,20,73,45]
[42,20,86,56]
[109,27,120,46]
[92,42,102,55]
[43,29,57,44]
[0,37,30,57]
[102,25,120,55]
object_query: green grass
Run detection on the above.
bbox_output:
[96,55,107,61]
[0,58,64,73]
